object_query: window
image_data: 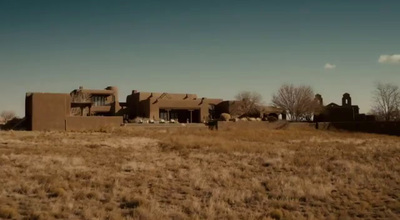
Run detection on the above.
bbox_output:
[92,96,106,106]
[170,112,178,120]
[159,110,168,120]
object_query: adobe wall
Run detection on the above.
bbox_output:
[156,99,202,109]
[29,93,71,131]
[206,98,223,105]
[216,101,243,117]
[216,101,230,114]
[166,93,197,100]
[65,116,123,131]
[141,99,152,118]
[318,107,359,122]
[105,86,121,114]
[321,122,400,136]
[126,93,139,118]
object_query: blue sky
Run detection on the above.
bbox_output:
[1,0,399,116]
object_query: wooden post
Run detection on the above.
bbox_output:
[166,109,170,121]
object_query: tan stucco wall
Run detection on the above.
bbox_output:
[206,98,224,105]
[65,116,122,131]
[29,93,71,131]
[26,92,123,131]
[156,100,202,109]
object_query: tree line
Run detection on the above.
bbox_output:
[233,82,400,122]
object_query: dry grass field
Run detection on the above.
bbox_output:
[0,122,399,220]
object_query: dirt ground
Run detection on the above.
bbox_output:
[0,122,399,219]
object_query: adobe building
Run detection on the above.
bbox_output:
[70,86,121,116]
[25,87,123,131]
[126,90,222,123]
[314,93,375,122]
[25,86,285,131]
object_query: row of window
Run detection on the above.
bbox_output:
[159,111,178,120]
[92,96,106,106]
[159,105,217,120]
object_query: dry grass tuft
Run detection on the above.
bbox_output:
[269,209,283,220]
[0,205,18,219]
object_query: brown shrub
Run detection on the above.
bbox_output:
[0,206,18,219]
[220,113,231,121]
[270,209,283,220]
[47,187,67,198]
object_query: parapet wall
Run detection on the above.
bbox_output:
[65,116,123,131]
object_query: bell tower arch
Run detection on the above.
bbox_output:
[342,93,351,106]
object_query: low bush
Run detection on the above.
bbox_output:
[220,113,231,121]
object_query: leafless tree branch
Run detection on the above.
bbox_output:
[232,91,263,117]
[272,84,317,121]
[371,82,400,121]
[1,111,16,123]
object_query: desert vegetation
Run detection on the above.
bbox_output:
[371,82,400,121]
[0,111,16,124]
[232,91,263,118]
[0,122,399,219]
[271,84,319,122]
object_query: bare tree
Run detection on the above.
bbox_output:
[271,84,317,121]
[371,83,400,121]
[232,91,263,117]
[1,111,16,123]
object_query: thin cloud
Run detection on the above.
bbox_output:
[324,63,336,70]
[378,54,400,64]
